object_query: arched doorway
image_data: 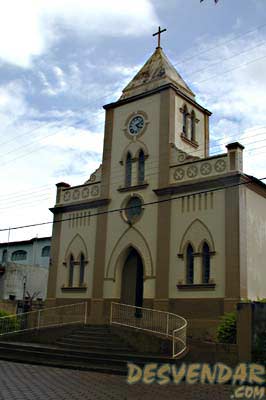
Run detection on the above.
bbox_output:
[121,248,143,308]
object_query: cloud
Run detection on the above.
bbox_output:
[0,81,28,125]
[177,29,266,178]
[0,0,159,67]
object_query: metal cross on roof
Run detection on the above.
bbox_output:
[153,26,167,49]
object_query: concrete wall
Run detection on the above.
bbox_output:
[0,262,48,300]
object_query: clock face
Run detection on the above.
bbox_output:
[128,115,145,135]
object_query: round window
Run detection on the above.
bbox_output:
[124,196,143,224]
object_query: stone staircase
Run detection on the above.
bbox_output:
[0,325,180,375]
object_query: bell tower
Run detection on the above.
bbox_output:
[102,29,211,194]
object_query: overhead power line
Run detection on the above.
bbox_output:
[0,175,265,233]
[174,21,266,67]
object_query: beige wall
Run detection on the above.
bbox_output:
[246,188,266,299]
[169,189,226,298]
[55,210,97,299]
[103,94,161,300]
[174,95,206,158]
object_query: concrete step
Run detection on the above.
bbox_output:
[58,335,131,346]
[55,341,134,353]
[71,331,117,338]
[0,325,187,375]
[66,332,122,340]
[0,341,174,364]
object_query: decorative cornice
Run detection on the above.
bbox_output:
[62,181,101,190]
[154,173,243,197]
[50,198,110,214]
[103,83,212,116]
[170,152,227,169]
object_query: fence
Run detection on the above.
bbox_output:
[0,302,87,336]
[110,302,187,358]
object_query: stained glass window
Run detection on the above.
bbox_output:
[125,197,143,223]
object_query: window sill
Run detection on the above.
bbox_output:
[180,134,199,148]
[61,286,87,292]
[177,283,216,291]
[118,183,148,192]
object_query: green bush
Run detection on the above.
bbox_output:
[0,309,19,334]
[217,312,237,344]
[0,309,12,318]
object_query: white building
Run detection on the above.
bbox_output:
[0,237,51,301]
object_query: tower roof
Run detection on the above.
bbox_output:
[119,47,195,100]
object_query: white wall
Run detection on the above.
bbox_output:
[0,262,48,300]
[0,238,51,268]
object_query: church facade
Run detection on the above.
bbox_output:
[47,44,266,329]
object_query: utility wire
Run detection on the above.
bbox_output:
[0,175,265,233]
[186,40,266,78]
[194,53,266,85]
[0,139,265,211]
[173,21,266,67]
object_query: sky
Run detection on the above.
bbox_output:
[0,0,266,242]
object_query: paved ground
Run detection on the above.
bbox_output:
[0,361,237,400]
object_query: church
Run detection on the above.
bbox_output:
[47,30,266,334]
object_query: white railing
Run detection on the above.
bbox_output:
[110,302,187,358]
[0,302,87,337]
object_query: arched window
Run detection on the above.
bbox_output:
[41,246,50,257]
[2,249,7,264]
[125,152,132,187]
[79,253,85,286]
[69,254,74,287]
[11,250,27,261]
[186,244,194,284]
[191,110,196,141]
[138,149,145,184]
[183,105,188,136]
[202,242,210,284]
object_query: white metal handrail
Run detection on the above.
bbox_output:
[0,302,87,337]
[110,302,187,358]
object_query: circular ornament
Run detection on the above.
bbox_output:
[72,189,80,201]
[63,191,71,202]
[200,162,212,176]
[177,152,186,163]
[82,187,90,199]
[187,165,198,178]
[174,168,185,181]
[91,185,99,197]
[215,159,226,173]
